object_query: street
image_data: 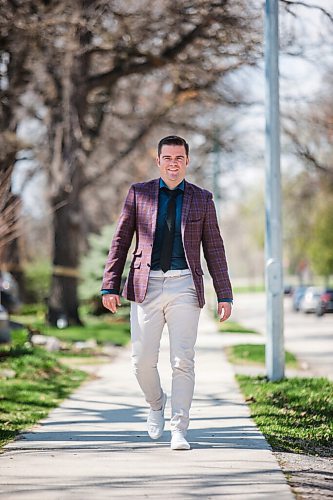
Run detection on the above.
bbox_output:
[231,292,333,380]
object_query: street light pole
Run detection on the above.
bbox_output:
[264,0,285,381]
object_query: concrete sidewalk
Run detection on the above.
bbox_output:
[0,309,294,499]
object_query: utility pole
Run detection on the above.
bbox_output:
[264,0,285,381]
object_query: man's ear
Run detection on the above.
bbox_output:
[156,155,160,167]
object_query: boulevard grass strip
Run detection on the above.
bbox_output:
[219,320,259,334]
[0,340,87,448]
[237,375,333,456]
[226,343,298,368]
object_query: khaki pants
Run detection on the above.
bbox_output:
[130,269,201,432]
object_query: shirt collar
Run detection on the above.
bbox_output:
[159,178,185,191]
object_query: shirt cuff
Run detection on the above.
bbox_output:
[218,298,233,304]
[100,289,120,295]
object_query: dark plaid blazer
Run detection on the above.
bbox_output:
[101,178,232,308]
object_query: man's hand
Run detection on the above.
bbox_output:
[102,294,121,314]
[218,302,232,322]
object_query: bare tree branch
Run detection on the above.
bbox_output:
[86,13,228,91]
[284,126,333,181]
[280,0,333,24]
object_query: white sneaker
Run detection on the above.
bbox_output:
[171,430,190,450]
[147,392,167,440]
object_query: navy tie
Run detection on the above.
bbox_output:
[160,189,180,272]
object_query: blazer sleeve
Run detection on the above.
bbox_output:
[202,192,233,301]
[101,185,136,291]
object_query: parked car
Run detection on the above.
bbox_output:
[316,289,333,317]
[292,285,310,312]
[299,286,324,314]
[284,284,293,296]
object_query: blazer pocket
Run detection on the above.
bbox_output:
[131,250,142,269]
[195,267,204,276]
[188,217,202,223]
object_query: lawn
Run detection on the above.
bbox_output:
[11,304,131,347]
[0,334,88,448]
[237,375,333,456]
[219,320,258,334]
[226,343,298,368]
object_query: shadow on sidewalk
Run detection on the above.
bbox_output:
[187,427,268,451]
[2,470,290,499]
[16,395,268,453]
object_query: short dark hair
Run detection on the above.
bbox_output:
[158,135,189,157]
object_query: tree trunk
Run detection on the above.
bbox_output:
[48,180,84,326]
[46,10,92,326]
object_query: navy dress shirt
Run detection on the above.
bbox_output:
[150,179,188,270]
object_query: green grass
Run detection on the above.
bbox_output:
[226,344,298,368]
[19,303,46,316]
[40,322,130,346]
[11,307,130,347]
[237,375,333,456]
[0,336,87,448]
[219,320,259,334]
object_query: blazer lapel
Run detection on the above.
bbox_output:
[181,180,193,238]
[150,178,160,240]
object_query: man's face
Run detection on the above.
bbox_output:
[156,144,189,188]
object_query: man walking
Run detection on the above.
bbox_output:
[101,135,232,450]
